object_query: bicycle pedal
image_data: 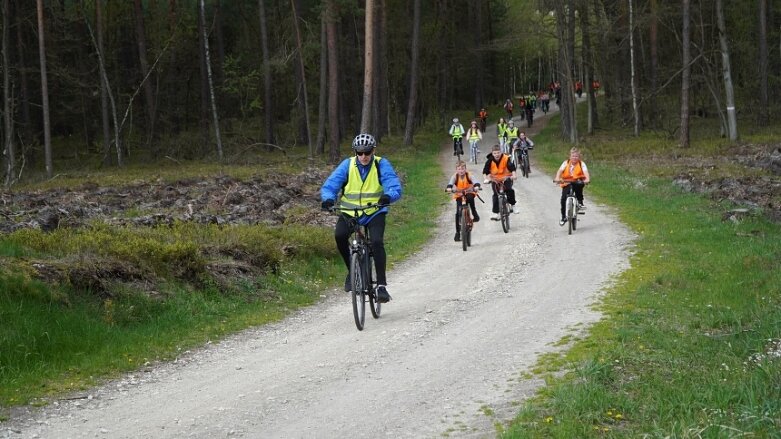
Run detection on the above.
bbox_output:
[578,211,586,215]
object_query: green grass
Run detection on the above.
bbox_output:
[0,131,446,409]
[503,114,781,437]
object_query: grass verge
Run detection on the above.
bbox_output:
[503,114,781,437]
[0,131,446,411]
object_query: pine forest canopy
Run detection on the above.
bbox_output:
[0,0,778,182]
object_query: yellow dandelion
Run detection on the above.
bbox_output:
[544,416,554,423]
[615,413,624,420]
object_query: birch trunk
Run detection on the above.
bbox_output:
[3,0,15,186]
[200,0,223,160]
[680,0,691,148]
[716,0,737,141]
[629,0,639,136]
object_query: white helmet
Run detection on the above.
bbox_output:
[452,117,459,124]
[508,120,515,127]
[351,133,377,153]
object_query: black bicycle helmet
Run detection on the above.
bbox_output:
[351,133,377,153]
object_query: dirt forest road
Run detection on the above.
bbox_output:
[2,110,634,439]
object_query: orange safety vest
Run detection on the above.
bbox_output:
[560,160,586,187]
[490,154,512,180]
[452,173,475,200]
[479,110,487,119]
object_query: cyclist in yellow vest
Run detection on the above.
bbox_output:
[503,120,520,150]
[449,117,465,156]
[496,118,508,153]
[466,120,482,156]
[320,134,403,303]
[482,144,518,220]
[553,147,591,226]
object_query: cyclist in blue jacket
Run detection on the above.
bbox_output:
[320,133,403,303]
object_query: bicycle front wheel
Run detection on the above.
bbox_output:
[500,197,510,233]
[350,252,366,330]
[461,208,469,252]
[523,156,530,178]
[566,197,575,235]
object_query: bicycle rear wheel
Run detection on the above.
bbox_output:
[500,197,510,233]
[366,253,381,319]
[460,208,469,252]
[350,252,366,330]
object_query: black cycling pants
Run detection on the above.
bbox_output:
[335,213,387,285]
[491,180,516,213]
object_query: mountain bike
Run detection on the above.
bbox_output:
[557,179,585,235]
[513,143,532,178]
[451,187,484,251]
[487,176,512,233]
[332,204,385,330]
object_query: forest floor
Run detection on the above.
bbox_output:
[1,141,777,238]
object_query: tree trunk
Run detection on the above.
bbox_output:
[36,0,52,178]
[3,0,15,186]
[554,0,577,144]
[325,0,340,163]
[197,0,209,152]
[758,0,768,126]
[133,0,157,155]
[15,0,30,153]
[680,0,691,148]
[716,0,738,141]
[649,0,658,128]
[96,0,112,166]
[291,0,311,157]
[580,0,598,133]
[473,0,484,111]
[199,0,223,160]
[315,12,327,155]
[373,0,388,140]
[359,0,375,133]
[403,0,421,146]
[629,0,639,136]
[258,0,274,148]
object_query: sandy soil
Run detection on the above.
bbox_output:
[2,112,634,439]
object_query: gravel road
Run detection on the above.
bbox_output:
[2,113,634,439]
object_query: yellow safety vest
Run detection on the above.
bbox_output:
[468,128,481,140]
[339,156,384,217]
[505,126,519,140]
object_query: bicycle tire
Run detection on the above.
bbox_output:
[367,252,381,319]
[566,197,575,235]
[350,252,366,330]
[523,156,530,178]
[461,208,469,252]
[500,197,510,233]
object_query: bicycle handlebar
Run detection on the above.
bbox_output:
[554,179,586,185]
[329,203,390,214]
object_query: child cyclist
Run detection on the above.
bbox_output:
[445,161,482,241]
[553,147,591,226]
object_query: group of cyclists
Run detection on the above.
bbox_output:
[319,105,590,309]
